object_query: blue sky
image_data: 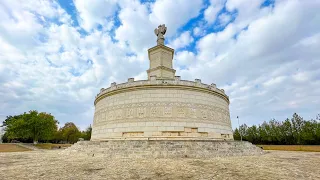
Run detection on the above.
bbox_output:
[0,0,319,130]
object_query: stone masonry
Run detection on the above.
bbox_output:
[64,140,263,158]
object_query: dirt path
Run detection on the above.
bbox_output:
[0,150,319,180]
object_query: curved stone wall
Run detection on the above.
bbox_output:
[91,79,233,141]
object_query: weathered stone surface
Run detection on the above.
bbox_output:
[63,140,263,158]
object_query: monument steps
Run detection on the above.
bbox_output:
[62,140,263,158]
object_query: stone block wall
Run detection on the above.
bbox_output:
[64,140,263,158]
[148,45,174,69]
[147,44,175,79]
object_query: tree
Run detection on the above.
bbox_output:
[233,113,320,145]
[60,122,81,144]
[233,128,241,140]
[1,132,9,143]
[246,125,259,144]
[291,113,304,144]
[281,118,294,145]
[239,124,248,141]
[301,120,317,144]
[2,110,58,144]
[81,125,92,140]
[316,114,320,143]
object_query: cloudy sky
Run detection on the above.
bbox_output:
[0,0,319,130]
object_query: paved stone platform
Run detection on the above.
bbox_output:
[63,140,263,158]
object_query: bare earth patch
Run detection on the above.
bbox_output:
[0,144,31,153]
[0,150,319,180]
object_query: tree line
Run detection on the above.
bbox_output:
[1,110,91,144]
[233,113,320,145]
[2,111,319,145]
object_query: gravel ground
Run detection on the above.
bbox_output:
[0,150,319,180]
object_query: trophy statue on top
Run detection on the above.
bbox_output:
[154,24,167,45]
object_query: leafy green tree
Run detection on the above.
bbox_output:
[246,125,259,144]
[81,125,92,140]
[52,129,64,143]
[259,122,271,144]
[1,132,9,143]
[233,113,320,145]
[2,111,58,144]
[316,114,320,143]
[233,128,241,140]
[280,118,294,145]
[291,113,304,144]
[60,122,81,144]
[301,120,317,144]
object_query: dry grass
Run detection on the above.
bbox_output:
[0,144,31,152]
[257,145,320,152]
[34,143,72,150]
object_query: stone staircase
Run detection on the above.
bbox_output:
[62,140,263,158]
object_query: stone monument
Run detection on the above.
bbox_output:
[65,25,262,158]
[91,24,233,141]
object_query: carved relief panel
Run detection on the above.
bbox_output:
[97,101,232,128]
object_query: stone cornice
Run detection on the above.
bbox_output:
[146,66,176,73]
[95,79,229,105]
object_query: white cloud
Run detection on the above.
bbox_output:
[193,27,206,37]
[204,0,226,24]
[0,0,319,131]
[0,0,143,129]
[196,23,236,62]
[263,76,287,87]
[115,0,154,53]
[190,0,320,125]
[168,31,194,49]
[175,51,196,67]
[150,0,203,36]
[73,0,118,31]
[293,72,309,82]
[226,0,270,30]
[218,13,232,26]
